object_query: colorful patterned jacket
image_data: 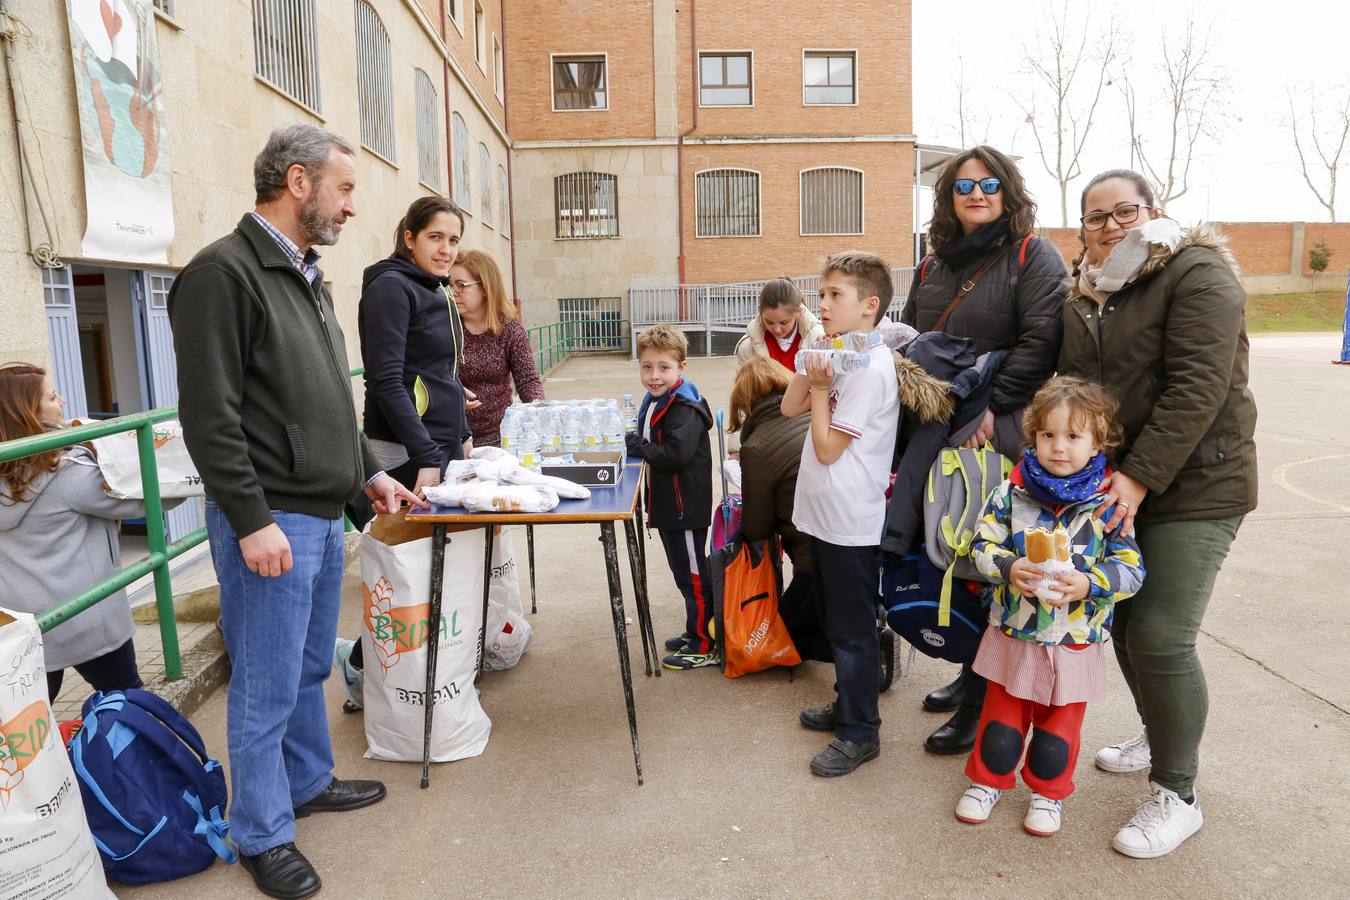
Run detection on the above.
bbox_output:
[970,468,1145,645]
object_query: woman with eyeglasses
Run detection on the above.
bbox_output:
[449,250,544,448]
[897,145,1068,757]
[1058,169,1256,859]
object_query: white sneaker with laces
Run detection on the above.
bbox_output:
[1024,792,1062,836]
[1112,782,1203,859]
[955,783,1004,824]
[1096,732,1151,773]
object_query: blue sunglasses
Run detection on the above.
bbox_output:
[954,177,1002,196]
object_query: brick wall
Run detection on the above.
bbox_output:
[1037,222,1350,285]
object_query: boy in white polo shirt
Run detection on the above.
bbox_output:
[782,250,900,777]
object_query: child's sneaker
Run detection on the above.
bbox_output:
[954,783,1003,824]
[661,648,720,670]
[1024,792,1062,836]
[1096,732,1151,773]
[664,632,693,652]
[332,638,364,711]
[1112,783,1203,859]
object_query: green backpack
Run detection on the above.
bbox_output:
[922,443,1011,624]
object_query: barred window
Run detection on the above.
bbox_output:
[479,143,494,228]
[552,55,607,111]
[700,53,752,106]
[354,1,395,163]
[558,298,624,351]
[252,0,321,112]
[473,2,485,66]
[498,165,510,237]
[803,50,856,105]
[801,167,864,235]
[414,69,442,190]
[554,172,618,238]
[452,112,471,211]
[494,37,504,101]
[695,169,760,237]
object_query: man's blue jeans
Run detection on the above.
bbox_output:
[205,502,345,856]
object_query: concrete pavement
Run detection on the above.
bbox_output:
[113,334,1350,899]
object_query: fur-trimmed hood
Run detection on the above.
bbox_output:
[1068,222,1241,302]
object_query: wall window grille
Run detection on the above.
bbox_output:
[558,298,624,351]
[354,0,395,162]
[800,167,864,235]
[695,169,760,237]
[552,55,607,110]
[452,112,471,211]
[803,50,856,105]
[699,53,752,106]
[414,69,442,190]
[554,172,618,238]
[498,165,510,237]
[479,143,494,228]
[252,0,321,111]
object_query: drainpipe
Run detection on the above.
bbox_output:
[500,0,520,316]
[675,0,697,302]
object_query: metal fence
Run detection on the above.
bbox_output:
[627,266,915,356]
[526,316,630,374]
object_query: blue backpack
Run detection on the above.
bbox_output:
[882,548,989,665]
[71,689,237,884]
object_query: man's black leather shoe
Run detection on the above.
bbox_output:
[923,669,967,712]
[293,777,387,818]
[809,737,880,776]
[799,700,837,732]
[240,843,320,899]
[924,704,981,755]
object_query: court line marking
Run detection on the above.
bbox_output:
[1272,453,1350,514]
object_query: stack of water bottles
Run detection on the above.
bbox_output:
[498,394,640,472]
[793,330,884,374]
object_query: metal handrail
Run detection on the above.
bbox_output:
[0,368,367,681]
[526,319,630,372]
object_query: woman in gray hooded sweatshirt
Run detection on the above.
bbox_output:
[0,363,180,701]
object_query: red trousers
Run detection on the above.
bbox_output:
[964,679,1087,801]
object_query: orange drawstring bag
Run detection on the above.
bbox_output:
[714,539,801,678]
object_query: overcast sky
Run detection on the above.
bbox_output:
[912,0,1350,228]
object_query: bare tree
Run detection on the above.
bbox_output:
[1125,17,1226,207]
[1017,2,1120,226]
[1287,83,1350,223]
[952,49,991,149]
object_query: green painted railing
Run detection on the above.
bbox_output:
[526,318,630,373]
[0,367,367,682]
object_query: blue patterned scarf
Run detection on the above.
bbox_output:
[1019,448,1108,506]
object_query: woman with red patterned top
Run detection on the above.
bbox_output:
[733,278,826,373]
[450,250,545,446]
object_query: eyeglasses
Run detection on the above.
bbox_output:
[953,177,1001,196]
[1080,204,1151,231]
[449,279,480,294]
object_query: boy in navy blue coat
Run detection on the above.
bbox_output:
[626,324,716,670]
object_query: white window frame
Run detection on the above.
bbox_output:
[252,0,322,114]
[414,68,442,192]
[479,143,494,229]
[448,0,463,36]
[698,50,755,108]
[452,111,472,214]
[554,171,620,239]
[493,36,504,101]
[694,168,762,239]
[498,164,510,238]
[473,1,487,74]
[801,48,859,107]
[354,0,396,165]
[550,52,609,113]
[799,166,865,236]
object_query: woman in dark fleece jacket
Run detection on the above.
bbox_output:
[359,196,471,497]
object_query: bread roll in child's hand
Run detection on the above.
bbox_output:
[1023,527,1076,602]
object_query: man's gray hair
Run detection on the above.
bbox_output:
[253,124,355,205]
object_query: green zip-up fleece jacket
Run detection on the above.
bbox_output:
[169,214,379,537]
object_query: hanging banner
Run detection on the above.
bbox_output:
[66,0,175,263]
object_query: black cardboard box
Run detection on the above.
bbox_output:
[540,450,624,487]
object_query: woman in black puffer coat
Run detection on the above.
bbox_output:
[899,145,1069,755]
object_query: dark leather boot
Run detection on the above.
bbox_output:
[924,669,986,755]
[922,668,967,712]
[239,843,321,899]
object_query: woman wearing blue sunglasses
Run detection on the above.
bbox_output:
[893,145,1069,757]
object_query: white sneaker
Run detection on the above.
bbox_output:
[1024,792,1062,836]
[955,783,1004,824]
[1096,732,1151,773]
[1112,782,1203,859]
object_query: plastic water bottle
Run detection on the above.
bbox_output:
[581,407,601,450]
[518,423,542,472]
[602,408,625,450]
[876,318,919,352]
[562,411,582,454]
[794,331,880,375]
[621,394,638,433]
[540,409,563,454]
[500,407,521,454]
